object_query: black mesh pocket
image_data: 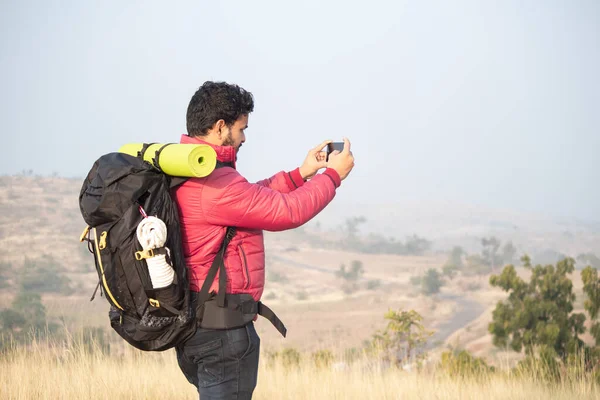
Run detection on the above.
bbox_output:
[148,283,184,317]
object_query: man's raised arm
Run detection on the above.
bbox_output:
[254,140,332,194]
[207,168,341,232]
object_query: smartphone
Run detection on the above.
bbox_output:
[326,142,344,161]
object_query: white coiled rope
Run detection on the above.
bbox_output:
[136,216,175,289]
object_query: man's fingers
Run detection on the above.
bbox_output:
[312,140,333,153]
[342,137,351,154]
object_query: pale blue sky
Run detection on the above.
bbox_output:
[1,1,598,220]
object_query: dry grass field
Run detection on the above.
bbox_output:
[1,337,599,400]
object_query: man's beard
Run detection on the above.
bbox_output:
[222,132,241,158]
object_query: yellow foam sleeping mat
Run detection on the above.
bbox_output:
[118,143,217,178]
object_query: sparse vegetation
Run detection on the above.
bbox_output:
[439,349,495,378]
[335,260,364,294]
[579,252,600,269]
[329,216,433,256]
[368,309,433,366]
[411,268,445,296]
[311,349,334,368]
[19,256,73,295]
[0,289,60,348]
[366,279,381,290]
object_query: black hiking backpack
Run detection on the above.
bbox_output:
[78,151,196,351]
[79,148,287,351]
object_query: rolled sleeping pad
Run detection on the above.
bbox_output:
[118,143,217,178]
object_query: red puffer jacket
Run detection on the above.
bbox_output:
[172,134,341,301]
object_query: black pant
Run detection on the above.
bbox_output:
[176,322,261,399]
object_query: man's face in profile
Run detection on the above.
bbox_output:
[221,114,248,159]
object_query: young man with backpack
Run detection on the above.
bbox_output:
[172,81,355,399]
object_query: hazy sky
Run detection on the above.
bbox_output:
[1,1,598,220]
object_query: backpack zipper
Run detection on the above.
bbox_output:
[93,228,124,310]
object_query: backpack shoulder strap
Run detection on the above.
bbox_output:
[196,227,236,317]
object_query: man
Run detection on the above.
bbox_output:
[172,81,354,399]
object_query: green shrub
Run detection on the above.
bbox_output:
[366,279,381,290]
[515,354,559,381]
[280,347,301,368]
[265,347,302,369]
[439,350,494,378]
[311,349,334,368]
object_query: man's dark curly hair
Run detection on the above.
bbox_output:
[186,81,254,137]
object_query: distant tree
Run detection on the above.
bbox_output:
[0,309,26,331]
[442,246,464,280]
[409,275,422,287]
[19,256,73,294]
[336,260,364,294]
[488,256,585,361]
[501,241,517,265]
[445,246,465,269]
[335,260,364,281]
[533,249,568,267]
[464,254,488,276]
[11,291,47,331]
[578,253,600,269]
[343,216,367,241]
[421,269,444,296]
[581,266,600,346]
[404,235,432,256]
[442,264,457,280]
[367,279,381,290]
[370,309,433,366]
[481,237,502,272]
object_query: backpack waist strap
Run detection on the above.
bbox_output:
[192,292,286,338]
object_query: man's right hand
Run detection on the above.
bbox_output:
[327,137,354,181]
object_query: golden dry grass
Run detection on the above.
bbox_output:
[1,337,598,400]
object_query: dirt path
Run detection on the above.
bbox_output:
[273,255,486,349]
[427,293,485,348]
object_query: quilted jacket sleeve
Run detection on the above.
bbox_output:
[255,167,306,193]
[205,168,341,231]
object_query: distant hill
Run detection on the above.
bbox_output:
[309,198,600,260]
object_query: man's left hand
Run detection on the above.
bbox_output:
[299,140,331,180]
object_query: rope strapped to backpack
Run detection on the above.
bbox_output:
[135,214,175,289]
[195,227,287,338]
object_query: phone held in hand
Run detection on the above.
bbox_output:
[326,142,344,161]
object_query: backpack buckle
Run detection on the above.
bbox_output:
[135,249,155,260]
[79,226,90,242]
[149,298,160,308]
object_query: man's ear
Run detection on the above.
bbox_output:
[213,119,226,138]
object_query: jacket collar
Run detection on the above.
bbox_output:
[180,134,236,169]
